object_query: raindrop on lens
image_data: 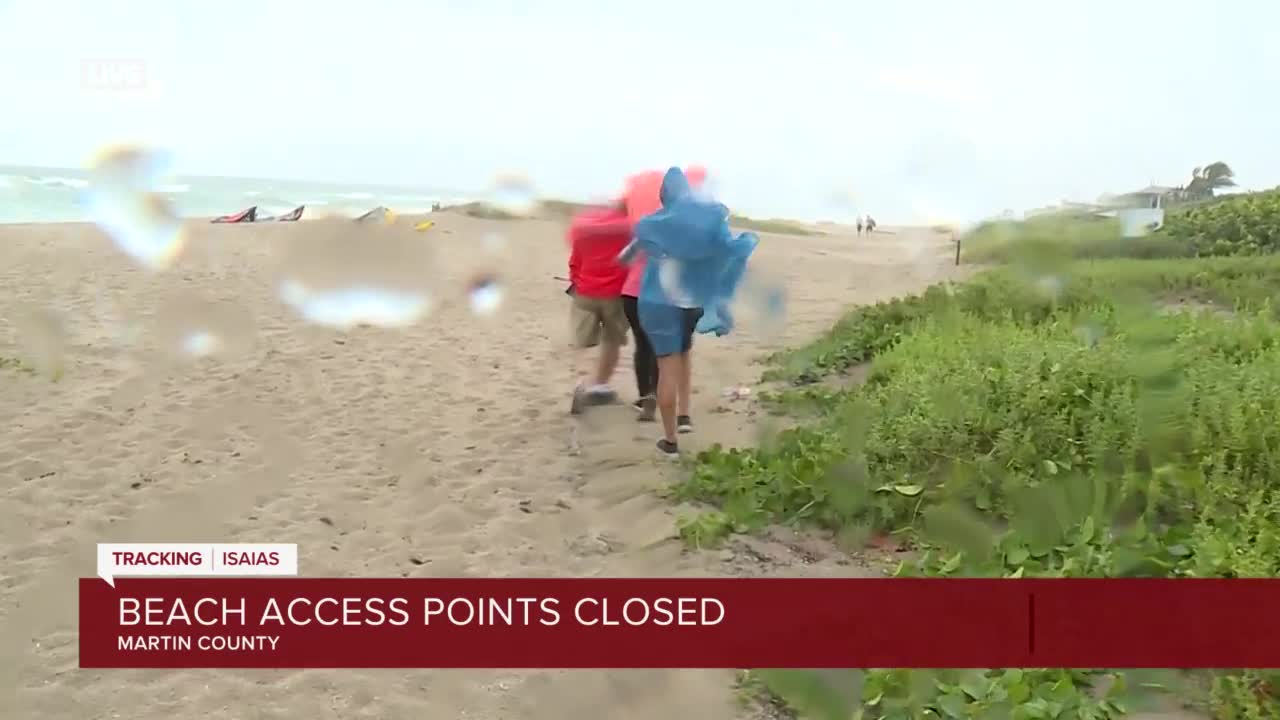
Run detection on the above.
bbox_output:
[275,219,436,330]
[824,187,859,219]
[481,232,506,255]
[1036,274,1064,299]
[1076,322,1105,347]
[656,258,694,307]
[152,295,255,360]
[183,332,220,357]
[467,275,503,315]
[487,172,538,216]
[13,306,67,380]
[85,146,185,269]
[762,285,786,319]
[756,287,789,340]
[280,281,430,330]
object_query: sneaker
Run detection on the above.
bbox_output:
[676,415,693,434]
[656,438,679,459]
[637,396,657,422]
[586,385,618,404]
[632,398,645,412]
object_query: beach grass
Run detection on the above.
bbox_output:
[445,198,817,236]
[680,244,1280,717]
[728,215,816,236]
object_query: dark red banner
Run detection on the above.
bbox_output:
[79,578,1280,668]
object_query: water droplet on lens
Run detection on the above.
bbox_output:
[467,275,503,315]
[825,187,859,219]
[281,281,430,330]
[481,232,507,254]
[1036,274,1064,299]
[85,146,185,269]
[152,295,255,360]
[739,273,788,341]
[656,258,694,307]
[1076,322,1105,347]
[275,219,436,330]
[487,172,538,216]
[13,306,67,380]
[182,332,219,357]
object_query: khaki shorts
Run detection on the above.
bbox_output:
[570,294,629,348]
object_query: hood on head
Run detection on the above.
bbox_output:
[659,167,692,208]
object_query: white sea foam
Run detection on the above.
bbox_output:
[25,175,89,189]
[0,165,463,224]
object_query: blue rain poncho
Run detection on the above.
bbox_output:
[621,167,759,355]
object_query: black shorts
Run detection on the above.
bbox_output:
[679,308,704,353]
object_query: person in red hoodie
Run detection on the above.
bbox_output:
[567,199,633,414]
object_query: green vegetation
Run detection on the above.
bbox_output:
[447,197,817,235]
[538,199,595,218]
[679,245,1280,715]
[730,215,816,236]
[961,188,1280,265]
[446,201,526,220]
[1164,190,1280,256]
[960,215,1194,263]
[444,198,592,219]
[0,356,37,375]
[1183,162,1238,203]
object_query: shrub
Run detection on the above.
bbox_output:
[688,258,1280,719]
[961,215,1194,263]
[1162,189,1280,256]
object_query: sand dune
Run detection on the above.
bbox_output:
[0,214,965,719]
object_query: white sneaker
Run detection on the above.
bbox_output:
[586,385,617,403]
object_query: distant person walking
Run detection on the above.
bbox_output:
[856,217,864,236]
[866,216,877,234]
[566,200,633,414]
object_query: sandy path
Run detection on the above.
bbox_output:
[0,215,963,719]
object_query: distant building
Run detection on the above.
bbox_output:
[1103,185,1183,210]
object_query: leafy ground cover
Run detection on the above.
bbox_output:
[960,190,1280,266]
[960,215,1195,264]
[1163,190,1280,257]
[679,255,1280,719]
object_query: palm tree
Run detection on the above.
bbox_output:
[1186,162,1237,199]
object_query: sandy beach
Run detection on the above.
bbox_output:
[0,211,965,719]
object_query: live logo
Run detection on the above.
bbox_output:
[81,59,147,91]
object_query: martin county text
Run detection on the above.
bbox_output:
[118,634,279,652]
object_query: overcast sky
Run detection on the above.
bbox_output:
[1,0,1274,222]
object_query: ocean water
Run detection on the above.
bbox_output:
[0,164,474,224]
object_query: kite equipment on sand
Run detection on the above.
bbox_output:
[414,220,434,232]
[269,205,305,222]
[212,206,257,223]
[210,205,304,223]
[355,206,396,224]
